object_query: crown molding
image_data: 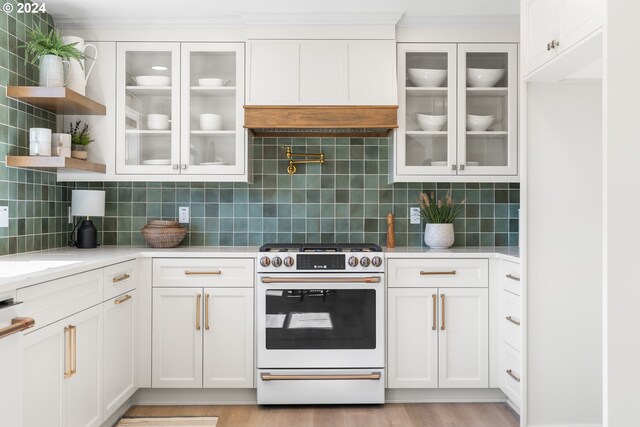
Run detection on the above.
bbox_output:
[240,12,404,26]
[397,14,519,28]
[53,16,246,30]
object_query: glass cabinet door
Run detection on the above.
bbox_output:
[457,44,518,175]
[116,43,181,174]
[396,44,457,178]
[181,43,245,176]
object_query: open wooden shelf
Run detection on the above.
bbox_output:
[6,86,106,115]
[5,156,106,173]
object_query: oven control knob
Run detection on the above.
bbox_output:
[272,256,282,267]
[283,256,294,267]
[360,257,371,267]
[259,256,271,267]
[348,256,359,267]
[371,256,383,267]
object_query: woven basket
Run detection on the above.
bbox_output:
[147,220,180,227]
[140,224,187,248]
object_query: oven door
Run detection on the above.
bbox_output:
[256,273,384,369]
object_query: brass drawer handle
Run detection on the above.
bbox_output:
[506,315,521,326]
[506,369,521,383]
[70,325,77,376]
[0,317,35,340]
[420,271,456,276]
[205,293,210,331]
[261,372,381,381]
[432,294,437,331]
[505,274,520,282]
[115,294,132,305]
[64,326,72,378]
[440,293,446,331]
[185,270,222,275]
[112,273,131,283]
[196,294,202,331]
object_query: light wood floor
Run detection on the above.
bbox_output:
[125,403,519,427]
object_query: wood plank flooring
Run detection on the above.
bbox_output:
[125,403,519,427]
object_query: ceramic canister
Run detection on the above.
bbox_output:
[29,128,52,156]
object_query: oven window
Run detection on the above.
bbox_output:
[265,289,376,350]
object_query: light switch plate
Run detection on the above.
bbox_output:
[0,206,8,228]
[179,207,189,224]
[409,207,421,225]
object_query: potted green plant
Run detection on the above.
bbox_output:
[68,121,94,160]
[418,191,466,248]
[23,26,85,87]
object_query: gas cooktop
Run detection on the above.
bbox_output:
[259,243,382,253]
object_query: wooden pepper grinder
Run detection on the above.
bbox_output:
[386,212,396,248]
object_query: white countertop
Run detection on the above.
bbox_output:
[0,245,518,293]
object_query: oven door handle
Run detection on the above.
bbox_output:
[260,372,381,381]
[260,276,381,284]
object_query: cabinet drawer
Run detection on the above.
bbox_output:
[387,258,488,288]
[501,260,521,296]
[501,290,522,351]
[500,343,522,409]
[104,260,137,300]
[153,258,254,288]
[17,269,103,331]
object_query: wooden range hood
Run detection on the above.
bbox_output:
[244,105,398,138]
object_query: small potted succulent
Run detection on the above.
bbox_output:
[23,26,85,87]
[68,121,94,160]
[418,191,466,248]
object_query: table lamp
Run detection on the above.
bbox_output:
[71,190,105,249]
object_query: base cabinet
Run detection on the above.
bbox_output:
[23,305,103,427]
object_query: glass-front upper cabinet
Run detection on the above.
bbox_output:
[458,44,518,176]
[181,43,245,176]
[396,44,457,178]
[116,43,181,174]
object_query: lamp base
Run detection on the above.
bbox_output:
[76,219,97,249]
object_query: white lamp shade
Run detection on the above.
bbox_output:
[71,190,105,217]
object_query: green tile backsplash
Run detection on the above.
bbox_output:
[76,137,519,248]
[0,4,73,255]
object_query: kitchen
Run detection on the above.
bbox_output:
[0,0,635,426]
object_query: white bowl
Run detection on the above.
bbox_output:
[407,68,447,87]
[133,75,171,86]
[466,114,494,131]
[147,114,170,130]
[199,113,223,131]
[416,114,447,131]
[467,68,505,87]
[198,78,229,87]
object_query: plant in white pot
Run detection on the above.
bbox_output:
[418,191,466,249]
[68,121,94,160]
[23,27,85,87]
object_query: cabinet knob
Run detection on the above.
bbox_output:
[547,41,553,51]
[553,40,560,48]
[181,163,187,170]
[172,164,179,170]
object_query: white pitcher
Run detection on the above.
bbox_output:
[61,36,98,95]
[39,55,69,87]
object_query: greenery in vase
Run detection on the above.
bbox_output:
[68,121,94,146]
[418,191,466,224]
[23,26,85,67]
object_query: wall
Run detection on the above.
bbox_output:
[0,3,72,256]
[76,136,520,248]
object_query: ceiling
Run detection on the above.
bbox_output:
[46,0,519,28]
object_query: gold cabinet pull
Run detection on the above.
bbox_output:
[0,317,34,340]
[420,270,456,276]
[432,294,437,331]
[185,270,222,275]
[64,326,72,378]
[195,294,202,331]
[205,293,210,331]
[260,372,381,381]
[505,274,520,282]
[440,294,446,331]
[506,369,521,383]
[70,325,77,376]
[506,316,521,326]
[115,294,132,305]
[112,273,131,283]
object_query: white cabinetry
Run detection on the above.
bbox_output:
[522,0,602,77]
[499,260,522,409]
[247,40,396,105]
[387,258,489,389]
[394,43,518,182]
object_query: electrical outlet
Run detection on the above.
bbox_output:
[179,207,190,224]
[409,207,421,225]
[68,206,73,224]
[0,206,8,228]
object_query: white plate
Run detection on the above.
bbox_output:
[431,161,447,166]
[200,161,228,165]
[142,159,171,165]
[467,161,481,166]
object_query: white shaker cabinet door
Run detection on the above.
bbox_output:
[246,41,300,104]
[558,0,602,53]
[66,305,103,427]
[387,288,438,388]
[103,290,137,417]
[299,40,347,104]
[203,288,254,388]
[522,0,559,76]
[348,40,397,105]
[438,288,489,388]
[152,288,203,388]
